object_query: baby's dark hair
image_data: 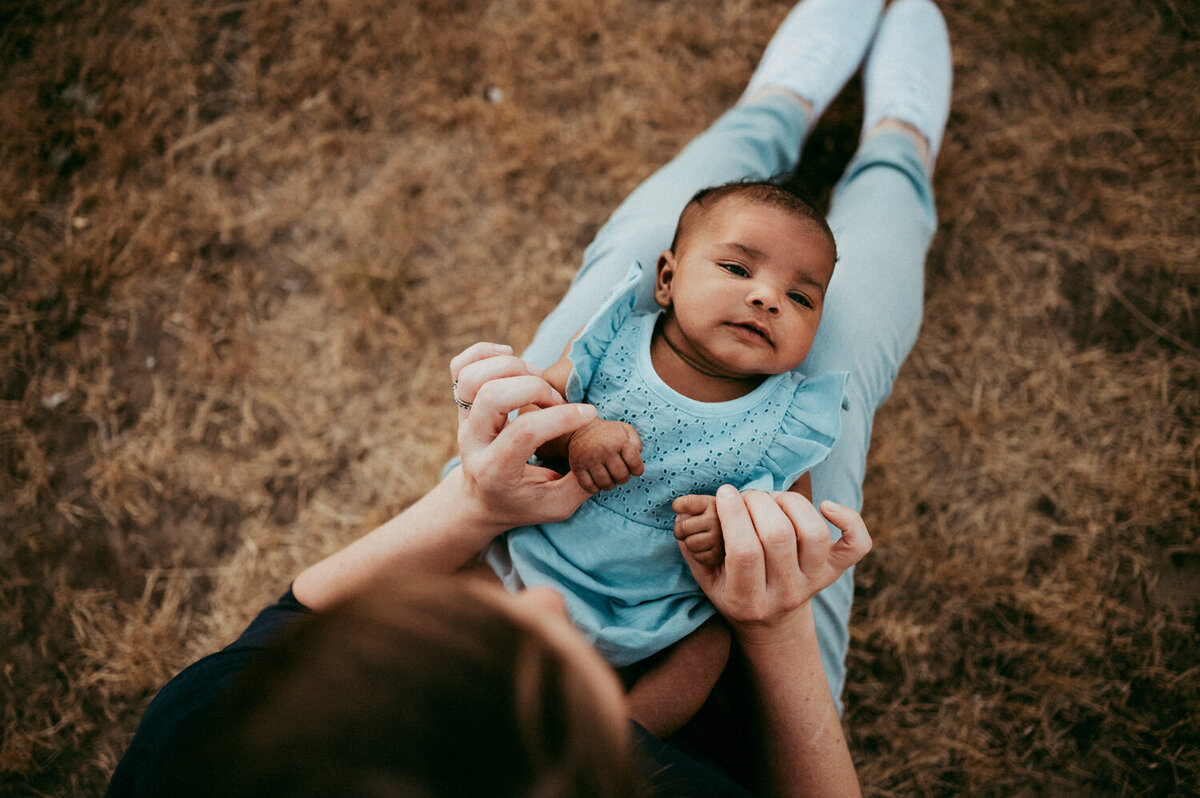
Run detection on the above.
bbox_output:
[669,180,837,264]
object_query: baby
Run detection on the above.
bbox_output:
[483,180,847,736]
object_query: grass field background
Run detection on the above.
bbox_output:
[2,0,1197,794]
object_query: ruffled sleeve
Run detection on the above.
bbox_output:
[564,261,645,403]
[748,370,850,491]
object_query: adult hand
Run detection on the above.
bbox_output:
[677,485,871,645]
[451,342,597,528]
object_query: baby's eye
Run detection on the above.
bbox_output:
[719,263,749,277]
[788,291,814,309]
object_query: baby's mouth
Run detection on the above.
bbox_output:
[729,321,772,345]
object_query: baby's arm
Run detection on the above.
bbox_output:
[789,471,814,502]
[529,329,644,493]
[672,473,814,566]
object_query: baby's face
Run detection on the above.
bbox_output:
[655,196,835,379]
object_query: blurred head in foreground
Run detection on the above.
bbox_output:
[162,578,636,797]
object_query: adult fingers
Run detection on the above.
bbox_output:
[743,490,803,589]
[460,376,574,454]
[714,484,764,597]
[449,342,514,382]
[775,492,834,578]
[820,500,873,572]
[676,539,717,593]
[529,469,592,523]
[470,397,597,471]
[454,353,548,408]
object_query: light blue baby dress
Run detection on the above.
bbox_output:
[485,263,848,666]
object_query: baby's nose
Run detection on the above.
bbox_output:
[749,292,780,314]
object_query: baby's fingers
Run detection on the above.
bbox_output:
[581,462,617,492]
[603,452,632,486]
[575,468,600,495]
[673,513,717,540]
[672,493,715,518]
[621,426,644,471]
[621,436,645,477]
[682,530,722,554]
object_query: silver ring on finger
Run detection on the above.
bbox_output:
[452,380,472,412]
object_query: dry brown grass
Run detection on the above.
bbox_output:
[1,0,1196,794]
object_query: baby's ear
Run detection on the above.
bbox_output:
[654,251,676,308]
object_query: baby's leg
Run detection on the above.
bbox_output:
[623,617,731,739]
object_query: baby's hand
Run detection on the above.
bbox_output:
[672,493,724,566]
[567,419,644,493]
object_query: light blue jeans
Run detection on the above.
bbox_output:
[521,93,937,712]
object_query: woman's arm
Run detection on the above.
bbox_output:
[678,485,871,798]
[295,343,598,610]
[293,468,505,609]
